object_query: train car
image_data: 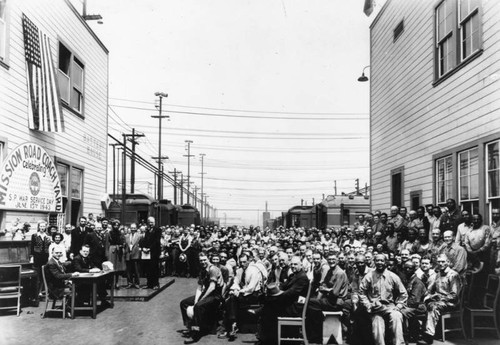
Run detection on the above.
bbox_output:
[322,194,370,227]
[176,204,201,227]
[103,194,176,227]
[284,204,327,229]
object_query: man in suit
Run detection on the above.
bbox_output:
[45,247,79,315]
[258,255,310,345]
[125,223,142,288]
[72,244,108,306]
[267,251,289,288]
[69,216,88,260]
[140,217,162,289]
[84,222,107,269]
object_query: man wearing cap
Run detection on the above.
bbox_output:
[258,255,309,345]
[306,252,349,344]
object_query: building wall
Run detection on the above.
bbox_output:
[0,0,108,228]
[370,0,500,221]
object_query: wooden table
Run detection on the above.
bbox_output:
[70,271,115,319]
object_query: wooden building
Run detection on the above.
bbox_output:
[369,0,500,223]
[0,0,108,231]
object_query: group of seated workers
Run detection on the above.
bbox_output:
[177,200,500,345]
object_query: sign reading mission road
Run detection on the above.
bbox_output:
[0,143,63,212]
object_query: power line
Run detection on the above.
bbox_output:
[110,97,369,116]
[109,104,369,121]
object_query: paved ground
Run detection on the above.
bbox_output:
[0,277,498,345]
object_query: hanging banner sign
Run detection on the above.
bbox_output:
[0,143,63,212]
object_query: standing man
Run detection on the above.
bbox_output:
[422,254,461,344]
[84,222,107,269]
[124,223,142,289]
[180,252,223,343]
[439,199,462,235]
[140,217,162,290]
[359,253,408,345]
[70,216,88,260]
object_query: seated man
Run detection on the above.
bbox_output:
[421,254,461,344]
[180,252,223,344]
[72,245,108,306]
[221,253,263,340]
[359,253,407,345]
[258,255,309,345]
[306,252,349,344]
[399,261,426,342]
[416,256,436,290]
[45,247,79,315]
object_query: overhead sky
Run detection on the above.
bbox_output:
[83,0,383,226]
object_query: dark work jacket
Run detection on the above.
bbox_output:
[45,258,72,299]
[84,232,107,268]
[70,226,87,256]
[277,269,310,316]
[72,254,96,273]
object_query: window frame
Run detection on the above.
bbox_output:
[433,0,483,84]
[54,157,85,225]
[57,41,85,117]
[486,140,500,221]
[0,0,10,69]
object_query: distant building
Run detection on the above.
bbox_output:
[369,0,500,222]
[0,0,108,231]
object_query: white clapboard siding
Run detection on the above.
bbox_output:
[370,0,500,212]
[0,0,108,219]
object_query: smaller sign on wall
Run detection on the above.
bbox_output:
[83,133,105,161]
[0,143,63,212]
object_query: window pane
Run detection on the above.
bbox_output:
[445,156,453,179]
[438,181,445,203]
[459,151,469,176]
[460,176,469,200]
[71,89,81,111]
[72,61,83,90]
[57,164,68,196]
[470,148,478,175]
[489,171,500,198]
[446,180,453,200]
[71,168,82,199]
[471,14,480,52]
[488,142,499,170]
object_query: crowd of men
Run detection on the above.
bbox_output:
[13,198,500,343]
[172,199,500,345]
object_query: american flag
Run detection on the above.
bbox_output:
[22,14,64,132]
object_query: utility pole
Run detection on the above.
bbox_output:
[184,140,194,204]
[334,180,337,195]
[193,186,199,209]
[152,156,169,199]
[355,178,360,195]
[168,168,180,204]
[199,153,206,222]
[179,174,184,205]
[125,128,144,193]
[204,195,209,220]
[109,143,119,201]
[121,134,127,226]
[152,92,168,200]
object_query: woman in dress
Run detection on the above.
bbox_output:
[30,220,52,296]
[106,220,126,289]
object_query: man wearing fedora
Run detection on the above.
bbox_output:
[258,255,309,345]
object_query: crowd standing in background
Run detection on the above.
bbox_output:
[1,197,500,344]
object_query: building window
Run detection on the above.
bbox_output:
[436,156,453,205]
[435,0,482,80]
[393,19,404,42]
[487,140,500,217]
[0,0,7,64]
[56,162,83,225]
[458,147,479,213]
[58,42,84,115]
[391,167,404,208]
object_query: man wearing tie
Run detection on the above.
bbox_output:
[125,223,142,288]
[45,247,79,315]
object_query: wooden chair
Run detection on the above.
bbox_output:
[0,265,22,316]
[277,282,312,345]
[465,274,500,339]
[439,276,467,341]
[41,265,71,319]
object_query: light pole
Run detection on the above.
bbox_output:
[152,92,168,200]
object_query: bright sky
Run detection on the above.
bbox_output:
[84,0,378,226]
